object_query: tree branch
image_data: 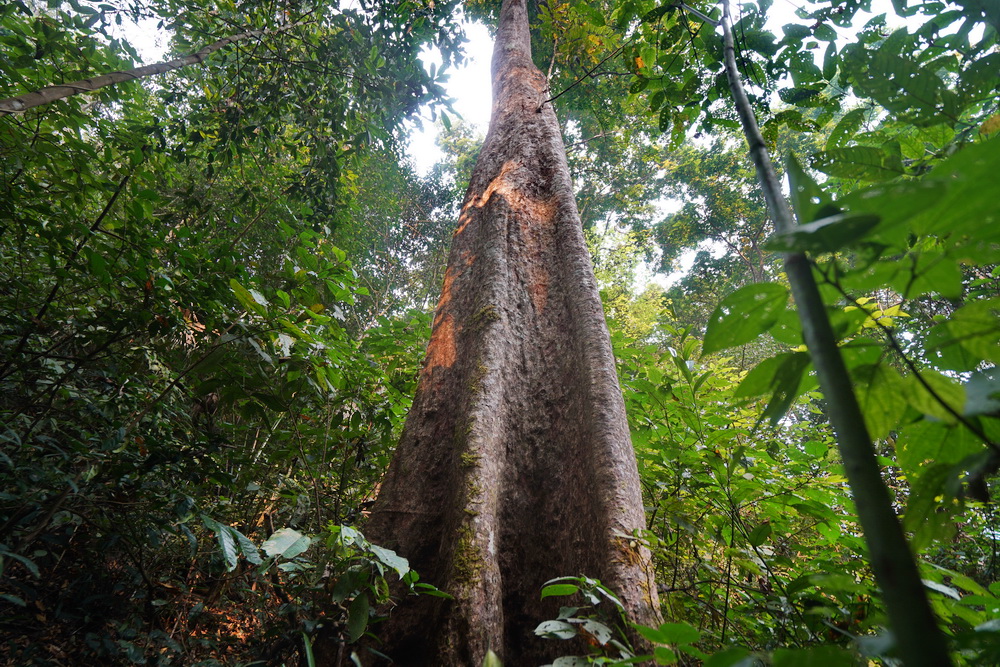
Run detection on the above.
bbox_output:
[720,1,953,664]
[0,19,311,115]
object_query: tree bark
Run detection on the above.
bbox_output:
[362,0,661,663]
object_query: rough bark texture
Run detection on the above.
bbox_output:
[363,0,661,662]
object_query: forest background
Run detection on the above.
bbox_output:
[0,0,998,664]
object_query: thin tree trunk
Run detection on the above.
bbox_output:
[362,0,661,663]
[0,21,307,115]
[719,2,952,665]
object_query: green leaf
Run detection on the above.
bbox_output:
[231,279,266,315]
[540,583,579,599]
[772,645,856,666]
[551,658,590,667]
[654,646,678,664]
[234,529,263,565]
[704,648,753,667]
[630,76,650,94]
[814,23,837,41]
[785,153,833,224]
[782,24,810,41]
[203,516,239,572]
[778,87,821,105]
[947,299,1000,365]
[766,212,880,254]
[658,105,671,133]
[810,146,905,181]
[261,528,312,559]
[641,4,676,23]
[702,283,789,355]
[838,179,947,244]
[964,368,1000,417]
[825,108,867,150]
[252,392,287,412]
[369,544,409,578]
[753,352,813,425]
[822,42,838,79]
[413,582,454,598]
[748,523,772,547]
[904,464,959,550]
[904,370,966,424]
[346,593,370,643]
[659,622,700,645]
[852,363,907,440]
[900,249,963,299]
[535,620,578,639]
[924,579,961,600]
[581,619,613,645]
[636,621,700,646]
[741,30,778,57]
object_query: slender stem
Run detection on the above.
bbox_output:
[719,2,952,665]
[0,169,133,381]
[0,20,311,115]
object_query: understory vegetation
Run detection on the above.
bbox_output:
[1,0,998,664]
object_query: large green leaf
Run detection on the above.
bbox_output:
[896,421,982,474]
[702,283,789,355]
[772,646,856,666]
[785,153,835,224]
[202,515,239,572]
[261,528,312,559]
[766,212,881,254]
[904,370,966,424]
[852,363,908,440]
[369,544,409,578]
[346,593,370,643]
[810,146,905,181]
[534,620,577,639]
[635,621,700,645]
[904,464,959,550]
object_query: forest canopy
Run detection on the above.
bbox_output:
[1,0,998,664]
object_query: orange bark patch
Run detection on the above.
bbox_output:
[457,161,520,238]
[435,265,458,314]
[518,197,557,313]
[423,313,458,375]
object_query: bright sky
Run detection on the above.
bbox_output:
[123,1,914,289]
[405,0,910,176]
[406,21,493,174]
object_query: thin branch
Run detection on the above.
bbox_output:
[0,19,311,115]
[827,278,999,454]
[0,168,134,381]
[538,36,637,110]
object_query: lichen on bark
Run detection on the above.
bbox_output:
[360,0,661,662]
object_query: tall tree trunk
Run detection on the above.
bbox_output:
[362,0,661,663]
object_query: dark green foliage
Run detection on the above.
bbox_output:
[0,0,456,662]
[2,0,999,663]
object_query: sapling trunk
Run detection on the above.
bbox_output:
[718,1,952,665]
